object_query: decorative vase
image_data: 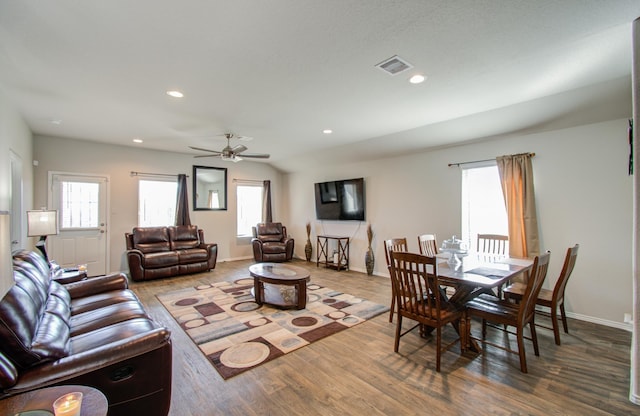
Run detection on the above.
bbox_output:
[304,222,312,261]
[365,224,374,275]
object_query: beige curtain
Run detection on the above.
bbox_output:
[496,153,540,258]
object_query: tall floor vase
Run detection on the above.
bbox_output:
[365,224,374,275]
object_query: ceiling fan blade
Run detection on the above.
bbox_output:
[231,144,248,154]
[193,154,218,158]
[189,146,222,154]
[241,153,270,159]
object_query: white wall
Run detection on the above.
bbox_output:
[285,118,633,328]
[33,136,284,273]
[0,89,34,245]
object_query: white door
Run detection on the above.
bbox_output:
[48,173,109,276]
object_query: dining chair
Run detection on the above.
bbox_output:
[476,234,508,255]
[503,244,579,345]
[466,251,551,373]
[389,251,463,372]
[477,233,509,297]
[384,238,408,323]
[417,234,439,257]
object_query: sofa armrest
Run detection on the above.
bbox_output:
[200,243,218,270]
[65,273,129,299]
[5,326,171,394]
[125,249,145,281]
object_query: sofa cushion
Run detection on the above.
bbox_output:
[141,251,179,268]
[176,248,209,264]
[70,300,149,337]
[169,225,200,250]
[262,242,288,254]
[131,227,171,253]
[0,271,71,369]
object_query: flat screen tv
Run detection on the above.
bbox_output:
[314,178,365,221]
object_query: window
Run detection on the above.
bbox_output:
[138,179,177,226]
[60,180,100,229]
[461,163,508,251]
[237,184,263,237]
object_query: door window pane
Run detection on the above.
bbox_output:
[237,185,262,237]
[60,181,99,229]
[138,180,177,226]
[461,164,508,251]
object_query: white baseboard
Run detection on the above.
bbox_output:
[564,311,632,332]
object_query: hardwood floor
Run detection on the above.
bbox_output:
[131,259,636,416]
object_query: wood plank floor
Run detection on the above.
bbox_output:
[131,259,637,416]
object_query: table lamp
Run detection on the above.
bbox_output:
[0,211,14,301]
[27,209,58,264]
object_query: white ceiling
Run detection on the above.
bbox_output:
[1,1,639,172]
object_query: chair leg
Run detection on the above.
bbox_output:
[436,326,442,372]
[530,321,540,356]
[389,293,395,323]
[560,303,569,333]
[394,315,402,352]
[481,319,487,339]
[551,306,562,346]
[516,326,528,373]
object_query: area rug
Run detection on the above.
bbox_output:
[157,278,388,379]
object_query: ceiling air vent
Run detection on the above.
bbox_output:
[375,55,413,75]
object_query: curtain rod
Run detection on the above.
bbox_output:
[233,178,264,184]
[448,152,535,167]
[130,171,188,178]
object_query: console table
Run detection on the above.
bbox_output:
[316,235,349,271]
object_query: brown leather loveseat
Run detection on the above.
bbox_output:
[125,225,217,281]
[252,222,295,262]
[0,250,172,416]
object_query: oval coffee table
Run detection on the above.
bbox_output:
[249,263,311,310]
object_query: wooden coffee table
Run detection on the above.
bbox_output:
[249,263,311,309]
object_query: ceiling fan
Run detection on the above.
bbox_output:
[189,133,270,162]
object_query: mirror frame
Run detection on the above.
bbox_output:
[193,165,228,211]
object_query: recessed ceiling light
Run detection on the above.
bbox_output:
[132,138,143,143]
[50,119,62,125]
[322,129,333,134]
[166,90,184,98]
[409,74,426,84]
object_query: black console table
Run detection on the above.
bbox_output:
[316,235,349,271]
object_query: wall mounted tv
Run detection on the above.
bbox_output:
[314,178,365,221]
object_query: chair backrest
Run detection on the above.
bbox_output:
[417,234,438,256]
[552,244,579,304]
[384,238,408,267]
[518,251,551,326]
[255,222,285,242]
[389,251,441,322]
[477,234,508,255]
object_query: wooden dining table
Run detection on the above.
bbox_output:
[434,253,534,352]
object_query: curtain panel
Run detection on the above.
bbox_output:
[176,173,191,226]
[496,153,540,258]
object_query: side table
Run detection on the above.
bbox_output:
[0,385,108,416]
[316,235,349,271]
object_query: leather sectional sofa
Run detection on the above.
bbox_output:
[0,250,172,416]
[125,225,217,281]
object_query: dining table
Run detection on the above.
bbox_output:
[434,253,534,352]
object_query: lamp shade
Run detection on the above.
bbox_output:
[27,210,59,237]
[0,211,14,300]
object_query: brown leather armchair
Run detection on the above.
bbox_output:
[252,222,294,262]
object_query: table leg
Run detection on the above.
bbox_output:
[253,276,264,305]
[297,281,307,309]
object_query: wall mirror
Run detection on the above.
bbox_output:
[193,166,227,210]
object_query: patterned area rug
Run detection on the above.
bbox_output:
[157,278,388,379]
